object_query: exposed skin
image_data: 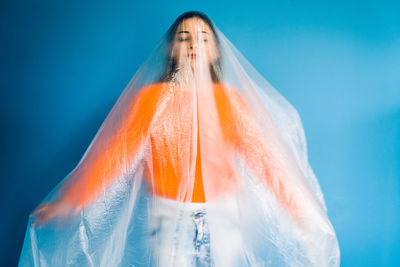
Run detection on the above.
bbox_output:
[31,17,312,231]
[29,18,219,228]
[30,17,221,228]
[171,17,219,71]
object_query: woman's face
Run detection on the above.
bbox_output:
[171,17,219,71]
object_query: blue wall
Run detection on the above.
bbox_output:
[1,0,399,266]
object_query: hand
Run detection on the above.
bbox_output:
[29,201,79,229]
[294,197,328,234]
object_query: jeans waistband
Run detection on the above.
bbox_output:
[151,194,238,213]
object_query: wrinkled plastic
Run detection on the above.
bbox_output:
[19,12,340,267]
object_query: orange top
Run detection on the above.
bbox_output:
[58,82,303,221]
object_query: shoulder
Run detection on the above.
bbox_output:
[214,83,243,96]
[132,82,170,104]
[213,83,248,106]
[136,82,167,96]
[125,83,168,116]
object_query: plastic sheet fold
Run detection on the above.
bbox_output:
[19,11,340,267]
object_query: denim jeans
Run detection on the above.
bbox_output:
[148,196,242,267]
[191,209,212,266]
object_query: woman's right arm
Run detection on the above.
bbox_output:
[30,83,163,227]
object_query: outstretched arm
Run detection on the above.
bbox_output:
[31,84,163,226]
[215,85,312,226]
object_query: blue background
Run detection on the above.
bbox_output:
[1,0,399,266]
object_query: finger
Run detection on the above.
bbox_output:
[29,209,40,217]
[31,210,49,228]
[31,216,40,227]
[29,210,41,217]
[29,204,49,217]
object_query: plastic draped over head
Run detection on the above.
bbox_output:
[20,11,340,267]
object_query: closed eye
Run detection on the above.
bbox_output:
[178,37,190,42]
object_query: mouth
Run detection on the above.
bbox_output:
[188,53,197,59]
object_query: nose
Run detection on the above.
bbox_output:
[189,36,199,50]
[190,41,198,50]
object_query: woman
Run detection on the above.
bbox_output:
[20,11,340,267]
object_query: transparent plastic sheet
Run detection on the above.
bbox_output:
[19,12,340,267]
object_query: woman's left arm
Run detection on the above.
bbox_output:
[215,85,313,227]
